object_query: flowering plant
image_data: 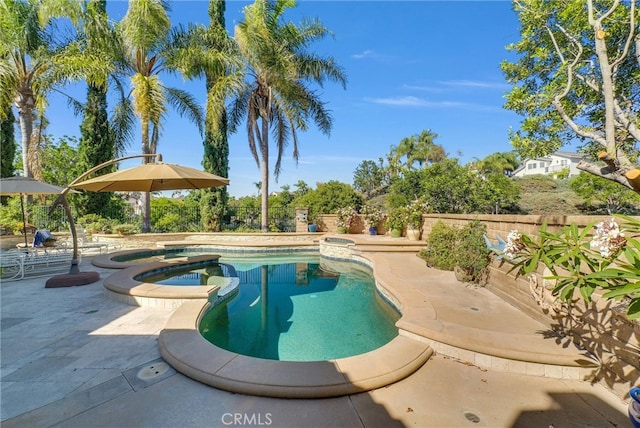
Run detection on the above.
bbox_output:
[360,205,384,228]
[335,206,357,229]
[385,206,408,231]
[503,215,640,319]
[406,199,428,229]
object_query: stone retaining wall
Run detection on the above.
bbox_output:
[418,213,638,399]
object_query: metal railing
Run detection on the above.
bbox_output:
[27,204,296,233]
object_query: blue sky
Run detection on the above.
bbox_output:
[42,0,524,198]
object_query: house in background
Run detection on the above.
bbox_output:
[512,151,583,178]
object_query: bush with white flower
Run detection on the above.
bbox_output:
[503,230,526,260]
[360,204,384,229]
[590,218,626,258]
[503,214,640,319]
[335,206,357,229]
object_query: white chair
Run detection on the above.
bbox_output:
[0,251,26,281]
[1,249,75,281]
[59,226,112,254]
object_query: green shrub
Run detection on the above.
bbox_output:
[154,214,183,233]
[455,220,491,284]
[420,219,491,284]
[113,223,137,235]
[233,224,262,233]
[78,214,111,233]
[421,220,458,270]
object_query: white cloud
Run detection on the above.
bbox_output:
[438,80,510,89]
[401,84,445,93]
[365,96,463,107]
[351,50,393,61]
[351,49,376,59]
[365,96,501,112]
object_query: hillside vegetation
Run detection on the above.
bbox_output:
[514,176,583,215]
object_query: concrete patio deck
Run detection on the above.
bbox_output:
[0,244,632,427]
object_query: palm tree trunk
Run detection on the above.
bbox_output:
[141,121,151,233]
[260,117,269,233]
[17,105,33,178]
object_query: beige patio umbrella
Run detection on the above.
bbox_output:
[70,162,229,192]
[44,156,229,288]
[0,176,67,248]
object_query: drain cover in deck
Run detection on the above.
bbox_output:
[122,358,176,391]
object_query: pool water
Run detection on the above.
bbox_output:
[139,263,228,285]
[197,258,400,361]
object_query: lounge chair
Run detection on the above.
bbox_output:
[58,226,112,254]
[0,249,75,281]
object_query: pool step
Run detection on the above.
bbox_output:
[351,240,425,254]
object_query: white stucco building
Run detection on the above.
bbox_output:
[512,151,583,178]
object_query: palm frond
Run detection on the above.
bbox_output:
[164,86,204,135]
[111,98,135,156]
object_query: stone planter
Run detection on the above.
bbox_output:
[406,228,421,241]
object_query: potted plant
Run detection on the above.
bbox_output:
[360,205,384,235]
[335,206,356,234]
[385,207,407,238]
[306,211,318,232]
[406,199,427,241]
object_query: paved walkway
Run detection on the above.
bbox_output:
[1,250,631,427]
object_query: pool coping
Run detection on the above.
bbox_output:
[158,300,433,398]
[102,254,226,308]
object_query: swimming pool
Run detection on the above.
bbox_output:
[150,255,400,361]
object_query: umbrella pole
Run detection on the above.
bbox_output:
[44,193,100,287]
[20,194,28,248]
[59,195,80,274]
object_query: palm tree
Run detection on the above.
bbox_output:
[229,0,347,232]
[78,0,135,217]
[116,0,204,232]
[165,0,243,231]
[0,0,110,179]
[391,129,443,170]
[478,151,521,177]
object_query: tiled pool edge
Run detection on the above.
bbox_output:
[158,300,433,398]
[102,255,226,307]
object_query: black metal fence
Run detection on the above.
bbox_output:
[223,206,296,232]
[29,204,296,233]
